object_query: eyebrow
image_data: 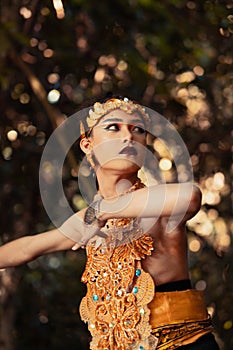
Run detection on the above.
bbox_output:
[100,118,145,126]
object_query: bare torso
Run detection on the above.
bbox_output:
[142,217,190,287]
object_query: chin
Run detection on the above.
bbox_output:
[101,159,141,173]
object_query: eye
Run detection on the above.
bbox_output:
[132,125,146,134]
[104,123,120,131]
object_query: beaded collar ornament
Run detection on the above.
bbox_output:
[79,180,158,350]
[80,97,150,137]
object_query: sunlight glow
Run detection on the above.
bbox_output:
[2,147,12,160]
[48,73,60,84]
[193,65,205,76]
[189,238,201,253]
[19,7,32,19]
[117,60,128,71]
[47,89,60,104]
[94,68,105,83]
[176,71,195,83]
[7,130,18,142]
[44,49,54,58]
[159,158,172,171]
[52,0,65,19]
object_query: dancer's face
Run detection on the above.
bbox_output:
[80,109,147,174]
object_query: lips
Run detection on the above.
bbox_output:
[119,146,137,156]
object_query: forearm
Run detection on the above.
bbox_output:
[0,209,105,269]
[0,229,81,269]
[99,183,201,221]
[0,236,38,268]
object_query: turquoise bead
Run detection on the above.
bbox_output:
[139,346,144,350]
[93,294,98,301]
[135,269,141,277]
[133,286,138,294]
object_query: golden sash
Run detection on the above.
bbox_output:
[149,289,213,349]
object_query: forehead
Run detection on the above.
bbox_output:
[98,109,145,125]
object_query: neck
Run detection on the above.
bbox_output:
[96,168,140,199]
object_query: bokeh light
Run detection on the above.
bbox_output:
[159,158,172,171]
[19,7,32,19]
[47,89,61,104]
[52,0,65,19]
[7,130,18,142]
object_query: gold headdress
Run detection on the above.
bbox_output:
[80,97,150,138]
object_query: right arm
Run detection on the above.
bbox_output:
[0,228,77,269]
[0,208,104,269]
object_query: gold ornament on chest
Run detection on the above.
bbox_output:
[80,202,158,349]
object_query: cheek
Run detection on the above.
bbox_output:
[92,140,121,165]
[137,134,147,145]
[134,143,147,165]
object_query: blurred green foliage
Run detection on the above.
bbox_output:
[0,0,232,349]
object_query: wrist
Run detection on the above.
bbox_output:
[84,206,98,225]
[84,199,103,225]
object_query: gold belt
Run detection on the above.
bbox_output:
[148,290,213,349]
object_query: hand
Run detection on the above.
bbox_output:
[59,207,106,250]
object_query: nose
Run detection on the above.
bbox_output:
[122,126,133,142]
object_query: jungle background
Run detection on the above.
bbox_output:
[0,0,232,349]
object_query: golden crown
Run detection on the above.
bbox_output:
[85,97,150,130]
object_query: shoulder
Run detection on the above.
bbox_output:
[189,184,202,212]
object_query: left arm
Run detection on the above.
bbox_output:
[98,182,201,222]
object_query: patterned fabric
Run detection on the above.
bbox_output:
[149,290,213,350]
[80,203,158,350]
[152,319,213,350]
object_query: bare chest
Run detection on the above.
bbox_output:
[141,218,189,285]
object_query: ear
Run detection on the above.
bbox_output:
[80,137,92,155]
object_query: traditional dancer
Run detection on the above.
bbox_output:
[0,97,219,349]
